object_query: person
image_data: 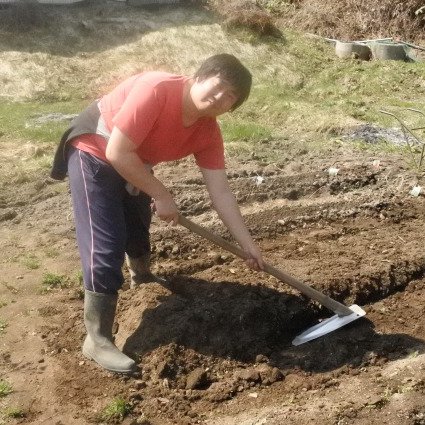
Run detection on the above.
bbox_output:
[51,53,264,374]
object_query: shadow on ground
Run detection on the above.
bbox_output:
[0,2,210,56]
[121,275,425,373]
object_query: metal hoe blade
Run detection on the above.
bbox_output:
[292,304,366,346]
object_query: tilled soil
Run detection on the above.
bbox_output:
[1,144,425,425]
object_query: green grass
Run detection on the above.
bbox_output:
[21,253,41,270]
[41,272,68,290]
[75,270,83,286]
[0,381,13,397]
[2,406,25,418]
[220,118,273,142]
[231,31,425,153]
[44,247,60,258]
[0,100,84,144]
[99,397,132,422]
[0,319,8,334]
[1,7,424,169]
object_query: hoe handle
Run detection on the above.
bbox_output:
[178,215,353,317]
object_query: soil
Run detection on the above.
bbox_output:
[1,3,425,423]
[1,139,425,425]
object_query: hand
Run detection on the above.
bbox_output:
[242,243,264,271]
[152,194,179,226]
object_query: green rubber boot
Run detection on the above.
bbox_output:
[125,253,167,288]
[82,290,136,374]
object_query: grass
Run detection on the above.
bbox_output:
[41,273,68,291]
[76,270,83,286]
[0,5,424,177]
[1,8,424,164]
[21,253,41,270]
[0,100,83,144]
[0,381,13,397]
[2,406,25,418]
[220,118,273,142]
[0,319,7,334]
[99,397,132,423]
[44,247,60,258]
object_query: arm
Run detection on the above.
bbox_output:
[200,167,263,270]
[105,127,179,224]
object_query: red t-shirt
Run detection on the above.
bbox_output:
[72,72,225,169]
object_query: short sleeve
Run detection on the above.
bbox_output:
[194,122,226,169]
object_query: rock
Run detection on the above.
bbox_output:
[235,368,261,383]
[186,367,208,390]
[121,418,138,425]
[269,367,284,383]
[134,380,146,390]
[255,354,269,363]
[206,381,235,402]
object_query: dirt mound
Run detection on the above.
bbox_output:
[2,132,425,424]
[279,0,425,43]
[23,147,424,424]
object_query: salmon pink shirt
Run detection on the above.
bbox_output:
[71,72,225,169]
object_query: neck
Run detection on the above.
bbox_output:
[182,78,202,127]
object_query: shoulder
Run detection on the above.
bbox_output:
[134,71,186,91]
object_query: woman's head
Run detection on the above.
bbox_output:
[194,53,252,111]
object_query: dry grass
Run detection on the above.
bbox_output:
[278,0,425,43]
[208,0,282,37]
[0,4,278,102]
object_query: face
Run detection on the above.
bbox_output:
[190,74,239,117]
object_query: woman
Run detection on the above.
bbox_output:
[51,53,264,373]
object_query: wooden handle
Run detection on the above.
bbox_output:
[178,214,352,317]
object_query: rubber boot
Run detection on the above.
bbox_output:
[125,253,167,288]
[82,290,136,374]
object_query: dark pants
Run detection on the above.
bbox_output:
[67,146,151,294]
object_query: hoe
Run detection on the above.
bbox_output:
[178,215,366,346]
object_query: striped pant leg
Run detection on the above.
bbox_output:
[67,146,127,294]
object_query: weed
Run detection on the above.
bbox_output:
[21,254,40,270]
[44,248,59,258]
[41,273,67,291]
[0,381,13,397]
[76,270,84,286]
[0,300,7,308]
[0,319,7,334]
[73,288,85,300]
[2,406,25,418]
[99,397,132,422]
